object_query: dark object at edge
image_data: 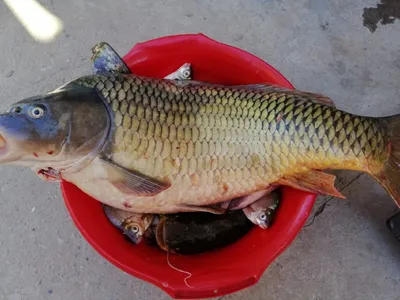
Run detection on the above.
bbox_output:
[387,211,400,241]
[157,211,254,255]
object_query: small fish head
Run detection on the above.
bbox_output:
[255,209,274,229]
[244,191,281,229]
[122,221,143,244]
[243,199,279,229]
[0,84,110,173]
[122,214,154,244]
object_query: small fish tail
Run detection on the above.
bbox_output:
[374,115,400,207]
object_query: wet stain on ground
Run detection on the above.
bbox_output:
[363,0,400,32]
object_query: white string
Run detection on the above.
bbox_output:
[166,250,194,289]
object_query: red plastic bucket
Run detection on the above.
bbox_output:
[61,34,317,299]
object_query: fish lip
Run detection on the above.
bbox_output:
[258,222,270,229]
[134,235,143,244]
[124,229,142,244]
[0,133,9,159]
[0,133,6,147]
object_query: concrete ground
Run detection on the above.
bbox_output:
[0,0,399,299]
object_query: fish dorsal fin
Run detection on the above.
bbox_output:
[278,170,345,198]
[99,158,171,197]
[289,90,336,108]
[91,42,131,75]
[172,80,336,108]
[230,83,337,108]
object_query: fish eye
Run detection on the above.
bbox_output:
[28,105,45,119]
[131,225,139,233]
[7,106,22,114]
[259,213,267,221]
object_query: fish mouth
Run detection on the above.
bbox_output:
[123,228,143,244]
[0,133,8,157]
[0,132,21,164]
[258,222,270,229]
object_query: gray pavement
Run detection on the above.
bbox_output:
[0,0,399,299]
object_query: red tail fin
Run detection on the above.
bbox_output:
[374,116,400,207]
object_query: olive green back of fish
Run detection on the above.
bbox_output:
[73,74,389,203]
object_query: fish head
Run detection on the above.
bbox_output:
[122,214,154,244]
[242,206,273,229]
[0,84,110,174]
[255,208,274,229]
[243,192,281,229]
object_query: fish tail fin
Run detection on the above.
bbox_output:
[373,115,400,207]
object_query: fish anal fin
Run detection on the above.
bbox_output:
[178,204,226,214]
[99,158,171,197]
[278,170,345,198]
[225,186,278,210]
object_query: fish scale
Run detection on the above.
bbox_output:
[73,73,389,208]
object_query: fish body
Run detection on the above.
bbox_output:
[0,73,399,213]
[61,73,395,213]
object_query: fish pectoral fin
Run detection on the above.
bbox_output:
[100,158,171,197]
[278,170,345,198]
[178,204,226,214]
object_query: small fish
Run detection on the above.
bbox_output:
[103,204,154,244]
[242,190,280,229]
[164,63,192,80]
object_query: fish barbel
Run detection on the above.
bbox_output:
[0,73,399,213]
